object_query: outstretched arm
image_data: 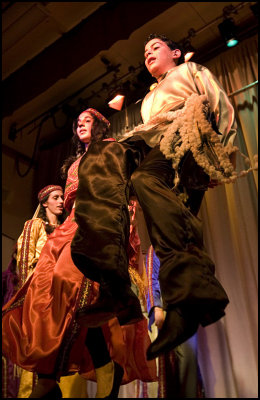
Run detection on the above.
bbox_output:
[146,246,165,331]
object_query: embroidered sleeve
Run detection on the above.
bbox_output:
[64,157,82,211]
[145,245,163,331]
[128,200,148,308]
[16,218,47,286]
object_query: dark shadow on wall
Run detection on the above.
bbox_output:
[32,127,74,211]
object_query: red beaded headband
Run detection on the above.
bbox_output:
[83,108,110,127]
[38,185,63,202]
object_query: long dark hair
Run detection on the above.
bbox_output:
[37,194,67,234]
[61,114,111,179]
[144,33,185,65]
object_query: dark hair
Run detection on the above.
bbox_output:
[37,193,67,234]
[60,113,111,179]
[144,33,185,65]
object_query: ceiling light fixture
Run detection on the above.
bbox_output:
[182,39,196,62]
[181,29,196,62]
[184,51,195,62]
[108,94,125,111]
[107,80,132,111]
[218,18,239,48]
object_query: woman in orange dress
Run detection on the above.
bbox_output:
[2,108,157,398]
[2,185,66,399]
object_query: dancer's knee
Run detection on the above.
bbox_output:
[131,169,150,192]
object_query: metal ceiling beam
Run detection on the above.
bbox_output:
[2,1,175,118]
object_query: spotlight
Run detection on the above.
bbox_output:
[250,3,258,19]
[183,41,196,62]
[107,81,131,111]
[108,94,125,111]
[184,51,195,62]
[218,18,239,48]
[107,87,125,110]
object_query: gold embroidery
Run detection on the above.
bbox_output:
[78,279,93,309]
[19,221,34,286]
[64,157,83,209]
[3,296,25,316]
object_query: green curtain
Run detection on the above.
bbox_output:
[197,34,258,398]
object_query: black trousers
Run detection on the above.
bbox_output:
[71,139,229,325]
[85,328,111,369]
[38,328,110,380]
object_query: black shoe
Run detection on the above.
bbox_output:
[146,308,199,360]
[29,382,62,398]
[200,307,226,327]
[76,285,143,327]
[104,361,124,398]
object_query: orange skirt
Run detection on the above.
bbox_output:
[2,210,157,383]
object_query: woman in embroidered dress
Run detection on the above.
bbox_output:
[16,185,66,287]
[2,108,157,398]
[2,185,66,398]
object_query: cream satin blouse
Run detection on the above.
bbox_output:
[141,62,237,147]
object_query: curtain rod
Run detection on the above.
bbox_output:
[2,232,16,241]
[10,65,121,137]
[183,2,251,41]
[228,80,258,97]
